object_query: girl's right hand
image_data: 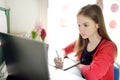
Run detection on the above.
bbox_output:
[54,57,64,69]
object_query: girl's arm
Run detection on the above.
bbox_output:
[62,41,76,56]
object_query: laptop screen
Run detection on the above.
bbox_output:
[0,32,49,80]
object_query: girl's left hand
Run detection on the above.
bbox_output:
[77,64,85,68]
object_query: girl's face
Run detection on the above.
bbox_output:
[77,14,99,39]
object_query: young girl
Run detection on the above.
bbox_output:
[54,4,117,80]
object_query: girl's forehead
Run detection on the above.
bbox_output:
[77,15,93,24]
[77,14,91,20]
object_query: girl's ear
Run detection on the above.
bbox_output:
[96,24,99,28]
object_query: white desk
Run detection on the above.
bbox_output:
[49,64,85,80]
[48,47,86,80]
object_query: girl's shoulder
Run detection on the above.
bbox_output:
[99,39,116,49]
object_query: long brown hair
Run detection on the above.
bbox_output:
[74,4,114,56]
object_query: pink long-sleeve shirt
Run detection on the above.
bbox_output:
[63,39,116,80]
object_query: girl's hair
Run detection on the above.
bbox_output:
[74,4,115,56]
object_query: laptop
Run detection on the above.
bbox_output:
[0,32,49,80]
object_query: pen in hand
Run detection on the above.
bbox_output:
[56,50,61,60]
[55,50,63,69]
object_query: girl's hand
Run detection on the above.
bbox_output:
[54,57,64,69]
[77,64,85,69]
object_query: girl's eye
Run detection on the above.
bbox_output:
[84,24,88,27]
[78,25,80,27]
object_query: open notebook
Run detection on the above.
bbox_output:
[49,58,85,80]
[61,58,80,71]
[49,58,80,71]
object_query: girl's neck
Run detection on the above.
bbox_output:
[87,35,102,52]
[88,34,101,44]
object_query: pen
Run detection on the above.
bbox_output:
[56,50,61,60]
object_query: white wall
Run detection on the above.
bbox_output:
[47,0,96,49]
[48,0,120,64]
[0,0,7,8]
[6,0,48,33]
[103,0,120,63]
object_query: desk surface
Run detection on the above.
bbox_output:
[49,65,85,80]
[49,58,85,80]
[48,47,85,80]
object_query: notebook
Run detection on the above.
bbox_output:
[62,58,80,71]
[0,32,49,80]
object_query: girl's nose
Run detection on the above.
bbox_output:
[79,26,85,32]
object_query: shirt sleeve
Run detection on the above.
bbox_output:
[62,41,76,55]
[80,41,116,80]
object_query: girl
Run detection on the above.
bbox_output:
[54,4,117,80]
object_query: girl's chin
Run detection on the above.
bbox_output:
[81,36,88,39]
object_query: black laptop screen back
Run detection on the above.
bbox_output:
[0,32,49,80]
